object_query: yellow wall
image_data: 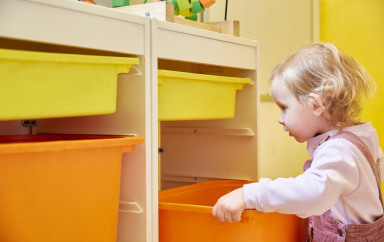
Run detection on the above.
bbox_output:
[321,0,384,144]
[208,1,383,181]
[320,0,384,189]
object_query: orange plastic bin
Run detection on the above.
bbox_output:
[0,134,144,242]
[159,180,304,242]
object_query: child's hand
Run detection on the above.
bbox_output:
[212,187,246,223]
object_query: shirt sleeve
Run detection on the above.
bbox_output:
[243,139,360,218]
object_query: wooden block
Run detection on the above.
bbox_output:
[191,0,204,13]
[173,16,220,33]
[200,0,215,8]
[208,20,240,37]
[176,0,192,11]
[112,0,129,7]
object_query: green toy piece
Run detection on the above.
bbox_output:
[186,13,198,21]
[191,0,204,13]
[112,0,129,7]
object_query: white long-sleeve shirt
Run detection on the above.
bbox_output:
[243,122,384,224]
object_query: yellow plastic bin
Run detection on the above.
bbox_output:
[159,180,304,242]
[0,134,144,242]
[0,48,139,120]
[158,70,251,121]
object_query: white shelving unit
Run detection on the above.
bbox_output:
[0,1,155,241]
[0,1,258,241]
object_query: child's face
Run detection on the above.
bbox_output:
[271,78,328,143]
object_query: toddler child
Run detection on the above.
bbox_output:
[212,42,384,241]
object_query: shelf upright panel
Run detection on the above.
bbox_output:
[149,17,160,242]
[115,16,155,242]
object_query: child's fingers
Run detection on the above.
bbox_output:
[213,202,240,223]
[212,202,219,219]
[225,205,242,223]
[212,202,225,222]
[232,209,242,222]
[212,188,245,223]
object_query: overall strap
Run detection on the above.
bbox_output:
[329,131,383,208]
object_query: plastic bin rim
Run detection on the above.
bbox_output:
[0,48,140,66]
[159,202,263,219]
[158,180,263,221]
[0,135,144,155]
[159,180,251,196]
[158,69,251,84]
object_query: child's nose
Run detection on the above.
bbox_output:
[278,115,284,125]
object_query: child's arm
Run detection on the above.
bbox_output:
[212,187,246,223]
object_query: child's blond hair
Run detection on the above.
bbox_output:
[270,42,376,129]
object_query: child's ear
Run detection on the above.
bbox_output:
[308,93,324,116]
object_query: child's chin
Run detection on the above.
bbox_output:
[293,135,306,143]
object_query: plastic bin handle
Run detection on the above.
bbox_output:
[127,65,142,76]
[119,201,143,214]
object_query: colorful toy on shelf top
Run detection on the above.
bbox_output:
[162,0,215,21]
[112,0,215,21]
[81,0,97,4]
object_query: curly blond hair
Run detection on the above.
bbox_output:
[270,42,376,129]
